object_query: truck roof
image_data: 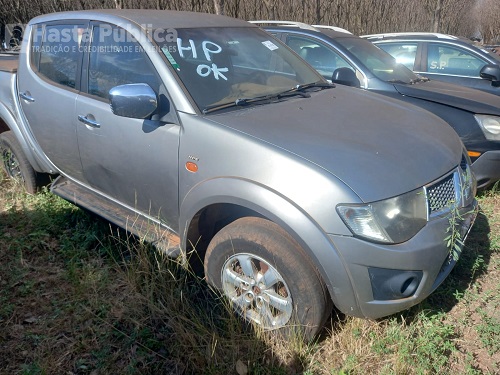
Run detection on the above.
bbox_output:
[30,9,255,30]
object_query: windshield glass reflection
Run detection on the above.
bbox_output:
[155,27,323,111]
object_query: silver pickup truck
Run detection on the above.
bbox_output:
[0,10,477,338]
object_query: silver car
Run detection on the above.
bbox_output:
[0,10,477,338]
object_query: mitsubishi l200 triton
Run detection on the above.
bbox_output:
[0,10,477,338]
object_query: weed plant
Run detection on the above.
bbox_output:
[1,176,499,374]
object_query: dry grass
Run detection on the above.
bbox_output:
[1,174,499,374]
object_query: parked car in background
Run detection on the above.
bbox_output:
[255,21,500,189]
[0,10,477,339]
[362,32,500,96]
[484,45,500,57]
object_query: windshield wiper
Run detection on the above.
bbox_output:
[202,82,334,114]
[284,81,335,94]
[202,94,276,114]
[300,81,336,91]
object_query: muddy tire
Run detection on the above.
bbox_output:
[0,131,44,194]
[204,217,331,340]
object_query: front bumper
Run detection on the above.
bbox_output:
[328,199,477,319]
[471,150,500,189]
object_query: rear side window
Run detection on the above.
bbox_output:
[87,24,161,101]
[34,24,85,89]
[427,43,486,77]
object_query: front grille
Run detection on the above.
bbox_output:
[425,153,475,219]
[426,173,457,214]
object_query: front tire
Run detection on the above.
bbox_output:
[204,217,331,339]
[0,131,45,194]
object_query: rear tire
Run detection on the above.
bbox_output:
[0,131,45,194]
[204,217,331,340]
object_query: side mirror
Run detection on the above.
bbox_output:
[109,83,158,119]
[331,67,360,87]
[479,64,500,82]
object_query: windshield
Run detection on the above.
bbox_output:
[336,37,419,83]
[154,27,323,111]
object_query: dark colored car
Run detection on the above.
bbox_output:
[256,22,500,189]
[362,32,500,96]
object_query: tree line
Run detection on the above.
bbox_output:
[1,0,499,44]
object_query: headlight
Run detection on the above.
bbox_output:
[475,115,500,141]
[337,188,427,244]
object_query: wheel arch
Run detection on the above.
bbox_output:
[0,116,10,134]
[179,177,362,316]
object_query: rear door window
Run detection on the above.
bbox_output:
[34,23,86,89]
[426,43,486,77]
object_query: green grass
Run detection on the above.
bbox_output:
[1,177,499,374]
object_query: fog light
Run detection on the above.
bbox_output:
[368,267,423,300]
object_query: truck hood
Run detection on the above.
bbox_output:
[209,85,462,202]
[393,80,500,116]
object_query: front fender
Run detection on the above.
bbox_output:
[179,176,362,317]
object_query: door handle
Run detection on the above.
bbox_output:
[78,115,101,128]
[20,92,35,103]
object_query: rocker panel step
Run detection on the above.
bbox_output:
[50,176,181,257]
